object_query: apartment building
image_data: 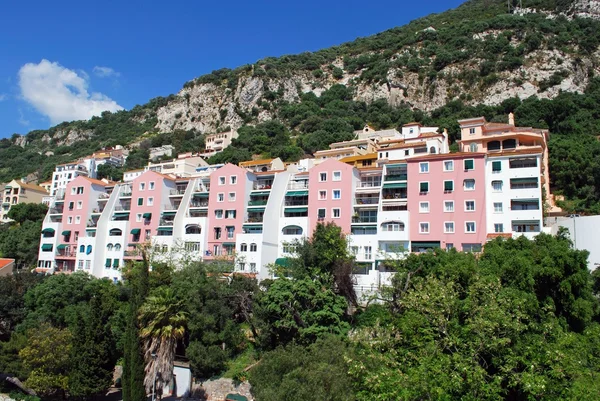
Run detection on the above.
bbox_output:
[50,160,93,197]
[36,117,551,292]
[1,180,49,222]
[202,131,239,158]
[145,155,208,178]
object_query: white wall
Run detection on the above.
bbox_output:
[549,216,600,271]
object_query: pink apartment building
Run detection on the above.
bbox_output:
[308,159,359,235]
[56,176,107,272]
[408,153,487,252]
[206,164,251,259]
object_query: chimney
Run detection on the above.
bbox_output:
[508,112,515,126]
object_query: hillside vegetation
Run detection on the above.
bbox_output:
[3,0,600,211]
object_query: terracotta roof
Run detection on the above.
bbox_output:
[340,153,378,163]
[485,147,543,157]
[0,258,15,269]
[39,180,52,185]
[403,122,422,127]
[418,132,443,138]
[81,177,108,186]
[378,138,406,146]
[383,141,427,150]
[408,152,486,162]
[358,167,383,172]
[239,159,273,167]
[255,170,284,175]
[18,181,49,193]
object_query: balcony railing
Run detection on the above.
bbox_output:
[384,174,407,181]
[56,250,76,257]
[248,200,268,206]
[159,219,174,226]
[355,197,379,205]
[285,200,308,206]
[114,205,131,211]
[97,193,110,200]
[87,221,98,227]
[49,207,63,214]
[190,201,209,208]
[287,182,309,190]
[163,204,179,211]
[382,192,407,200]
[170,189,186,195]
[120,191,132,197]
[124,250,142,257]
[253,182,272,190]
[246,216,264,223]
[352,216,378,223]
[359,181,381,188]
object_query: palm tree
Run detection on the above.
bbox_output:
[138,287,187,399]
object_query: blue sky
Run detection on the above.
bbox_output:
[0,0,464,138]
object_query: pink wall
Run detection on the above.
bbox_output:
[408,154,487,251]
[61,177,104,253]
[308,159,356,235]
[129,171,173,244]
[206,164,249,258]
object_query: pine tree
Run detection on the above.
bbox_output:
[122,252,149,401]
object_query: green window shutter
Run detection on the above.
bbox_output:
[105,258,111,267]
[444,181,453,191]
[420,182,429,192]
[113,259,119,268]
[137,198,143,206]
[492,161,502,172]
[464,159,474,170]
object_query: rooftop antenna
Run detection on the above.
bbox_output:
[508,0,523,13]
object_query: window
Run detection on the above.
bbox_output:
[444,201,454,212]
[444,180,454,192]
[462,243,482,252]
[68,201,74,210]
[283,226,303,235]
[75,216,81,224]
[86,245,92,255]
[319,172,327,182]
[228,192,236,201]
[215,209,223,219]
[470,143,478,152]
[419,182,429,194]
[492,180,503,192]
[76,187,84,195]
[217,193,224,202]
[78,260,84,270]
[466,222,476,233]
[464,179,475,191]
[71,187,76,195]
[79,245,85,253]
[333,171,341,181]
[317,208,326,219]
[139,182,145,191]
[419,202,430,213]
[332,190,341,199]
[510,178,538,189]
[419,162,429,173]
[238,262,245,271]
[213,245,220,256]
[364,246,372,260]
[381,221,405,231]
[115,243,122,251]
[492,160,502,172]
[225,210,236,219]
[77,200,83,209]
[444,222,455,233]
[68,216,73,224]
[74,231,79,241]
[230,175,237,184]
[219,176,225,185]
[136,213,142,222]
[226,226,234,239]
[465,200,475,211]
[283,244,297,254]
[107,243,114,251]
[443,160,454,171]
[319,190,327,200]
[149,182,155,190]
[148,197,154,206]
[240,243,248,252]
[109,228,122,236]
[469,127,476,135]
[250,243,257,252]
[332,208,341,218]
[250,263,256,272]
[447,243,454,250]
[464,159,474,171]
[137,198,143,206]
[214,227,221,239]
[494,223,504,233]
[145,230,151,240]
[419,222,430,233]
[494,202,503,213]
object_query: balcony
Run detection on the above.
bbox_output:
[287,181,309,190]
[384,174,407,181]
[49,207,64,214]
[285,199,308,206]
[355,197,379,205]
[170,189,186,196]
[358,180,381,188]
[352,215,378,224]
[248,199,268,206]
[97,193,110,201]
[159,219,174,226]
[190,200,209,208]
[87,221,98,228]
[246,216,264,223]
[124,250,142,258]
[114,205,131,211]
[163,204,179,211]
[56,249,76,258]
[120,190,132,198]
[253,182,272,190]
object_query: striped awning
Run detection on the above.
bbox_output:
[41,244,53,251]
[383,182,407,189]
[284,207,307,213]
[130,228,141,235]
[61,230,71,236]
[42,228,55,234]
[513,198,539,204]
[286,190,308,197]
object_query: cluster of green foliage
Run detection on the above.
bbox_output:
[0,203,48,268]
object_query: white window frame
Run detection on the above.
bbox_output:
[139,182,145,191]
[419,222,430,234]
[230,175,237,185]
[218,176,226,185]
[136,213,142,222]
[443,180,454,193]
[228,192,236,202]
[443,160,454,172]
[77,200,83,210]
[493,202,503,213]
[419,201,430,213]
[419,162,429,173]
[465,200,476,212]
[444,221,455,233]
[332,208,341,218]
[217,193,224,202]
[215,209,223,219]
[492,180,503,192]
[419,181,429,194]
[494,223,504,233]
[75,216,81,224]
[332,171,342,181]
[319,190,327,200]
[319,172,327,182]
[469,127,476,135]
[149,181,155,190]
[464,179,476,191]
[444,200,454,213]
[465,221,476,233]
[147,197,154,206]
[332,189,341,200]
[317,208,326,219]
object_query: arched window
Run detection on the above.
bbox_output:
[79,245,85,253]
[381,221,405,232]
[107,243,114,251]
[282,225,303,235]
[86,245,92,255]
[502,139,516,149]
[114,243,122,251]
[469,143,477,152]
[430,146,436,154]
[109,228,122,236]
[185,224,201,234]
[240,243,248,252]
[250,243,257,252]
[162,245,168,253]
[488,140,501,151]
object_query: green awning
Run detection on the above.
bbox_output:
[130,228,141,235]
[42,228,55,234]
[285,207,308,213]
[383,182,407,189]
[223,242,236,246]
[352,224,377,229]
[286,190,308,197]
[162,210,177,215]
[157,228,173,233]
[444,181,454,191]
[142,212,152,219]
[247,206,265,211]
[411,242,440,248]
[225,394,248,401]
[105,258,111,267]
[511,177,537,183]
[61,230,71,236]
[512,220,540,225]
[113,259,119,267]
[243,224,263,228]
[193,192,209,197]
[41,244,53,251]
[57,244,67,250]
[251,191,270,196]
[387,163,407,168]
[113,212,130,216]
[275,258,291,267]
[513,198,539,204]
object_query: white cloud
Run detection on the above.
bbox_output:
[93,66,120,78]
[0,93,6,101]
[18,59,123,125]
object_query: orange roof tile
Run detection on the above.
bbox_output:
[239,159,273,167]
[408,152,485,162]
[0,258,15,269]
[18,182,49,193]
[81,177,108,186]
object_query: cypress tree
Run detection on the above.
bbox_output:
[122,253,149,401]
